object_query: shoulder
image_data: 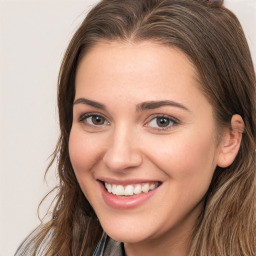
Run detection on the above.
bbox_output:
[14,227,53,256]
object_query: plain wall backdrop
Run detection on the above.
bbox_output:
[0,0,255,255]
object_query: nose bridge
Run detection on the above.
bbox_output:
[103,122,142,171]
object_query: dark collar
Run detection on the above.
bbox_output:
[93,233,125,256]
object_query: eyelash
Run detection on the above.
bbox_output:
[145,114,179,131]
[78,113,179,131]
[79,113,110,127]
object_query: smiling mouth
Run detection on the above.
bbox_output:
[102,182,161,197]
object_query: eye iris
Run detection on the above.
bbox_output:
[157,117,170,127]
[92,116,105,125]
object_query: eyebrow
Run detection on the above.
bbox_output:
[73,98,106,110]
[73,98,190,112]
[136,100,190,112]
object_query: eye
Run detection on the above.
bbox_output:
[79,114,110,126]
[146,115,178,130]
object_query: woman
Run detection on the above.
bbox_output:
[15,0,255,255]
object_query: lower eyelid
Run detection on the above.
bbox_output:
[78,114,110,128]
[145,116,180,130]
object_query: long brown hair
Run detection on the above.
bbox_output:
[17,0,256,255]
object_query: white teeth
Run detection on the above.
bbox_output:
[124,185,134,196]
[104,182,158,196]
[112,184,117,195]
[106,183,112,193]
[149,183,155,190]
[134,185,142,195]
[116,185,124,195]
[141,183,149,193]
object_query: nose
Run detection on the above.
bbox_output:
[103,125,143,172]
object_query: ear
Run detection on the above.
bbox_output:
[217,114,244,168]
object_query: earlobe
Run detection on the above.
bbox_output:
[217,114,244,168]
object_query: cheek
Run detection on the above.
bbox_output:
[68,127,109,206]
[144,130,217,193]
[68,127,104,176]
[174,135,216,176]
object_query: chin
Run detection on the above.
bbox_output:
[100,220,153,243]
[106,230,149,243]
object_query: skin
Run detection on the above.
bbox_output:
[69,41,243,256]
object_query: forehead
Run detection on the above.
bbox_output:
[75,41,201,98]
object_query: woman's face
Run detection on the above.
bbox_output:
[69,41,222,247]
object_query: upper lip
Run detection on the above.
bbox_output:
[97,177,162,186]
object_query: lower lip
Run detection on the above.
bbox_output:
[99,182,160,210]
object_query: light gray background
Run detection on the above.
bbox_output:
[0,0,255,255]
